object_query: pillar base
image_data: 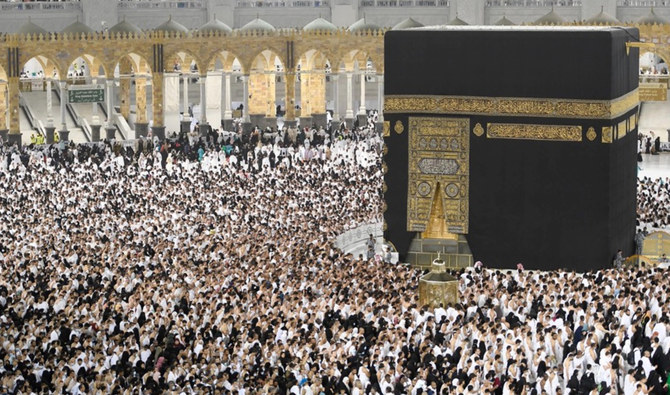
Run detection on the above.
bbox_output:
[135,123,149,138]
[7,133,20,146]
[90,124,101,142]
[151,126,165,141]
[312,113,328,129]
[59,130,70,143]
[264,117,277,129]
[105,127,116,141]
[242,122,253,132]
[283,120,298,129]
[356,114,368,127]
[299,117,313,128]
[199,123,211,136]
[375,122,384,134]
[180,120,191,135]
[344,118,355,130]
[0,130,9,143]
[45,126,55,144]
[223,118,235,131]
[249,114,265,128]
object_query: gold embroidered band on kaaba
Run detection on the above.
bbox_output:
[385,89,639,120]
[487,124,582,142]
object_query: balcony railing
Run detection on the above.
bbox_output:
[0,2,82,12]
[618,0,670,6]
[236,0,329,7]
[361,0,449,6]
[486,0,581,6]
[117,1,204,10]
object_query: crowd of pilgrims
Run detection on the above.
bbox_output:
[637,176,670,231]
[0,123,669,394]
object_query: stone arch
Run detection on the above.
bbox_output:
[335,50,365,73]
[164,49,204,76]
[65,54,108,82]
[20,55,62,80]
[207,50,245,74]
[243,46,287,76]
[113,52,152,76]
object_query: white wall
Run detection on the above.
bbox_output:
[235,8,331,29]
[0,7,82,33]
[118,9,207,30]
[4,0,670,37]
[362,9,452,28]
[486,6,582,24]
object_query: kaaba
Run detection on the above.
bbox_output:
[383,26,639,272]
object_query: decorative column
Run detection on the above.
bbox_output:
[151,72,165,140]
[310,70,327,128]
[120,76,130,120]
[199,74,210,135]
[44,79,55,143]
[134,75,148,138]
[345,72,354,120]
[358,72,366,114]
[180,74,190,134]
[332,74,339,122]
[248,72,267,128]
[299,70,311,127]
[265,71,276,127]
[223,72,232,119]
[105,79,115,141]
[163,72,180,136]
[91,77,99,124]
[7,77,19,144]
[6,47,20,145]
[205,71,222,131]
[242,75,250,126]
[300,70,311,117]
[199,75,207,124]
[284,71,297,128]
[0,83,7,141]
[89,78,101,141]
[46,79,53,124]
[222,72,233,131]
[357,71,367,127]
[182,74,189,119]
[59,81,70,142]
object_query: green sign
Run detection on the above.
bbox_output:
[68,88,104,103]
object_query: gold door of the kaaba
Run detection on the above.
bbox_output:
[407,117,469,234]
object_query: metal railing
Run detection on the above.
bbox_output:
[361,0,448,5]
[81,118,94,143]
[236,0,329,7]
[486,0,581,6]
[66,102,91,142]
[0,2,82,12]
[19,93,46,137]
[117,0,204,9]
[618,0,670,6]
[115,112,130,140]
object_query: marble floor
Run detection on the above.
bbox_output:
[638,152,670,179]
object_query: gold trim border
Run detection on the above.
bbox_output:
[487,123,583,142]
[384,89,639,120]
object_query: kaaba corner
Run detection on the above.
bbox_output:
[383,26,639,272]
